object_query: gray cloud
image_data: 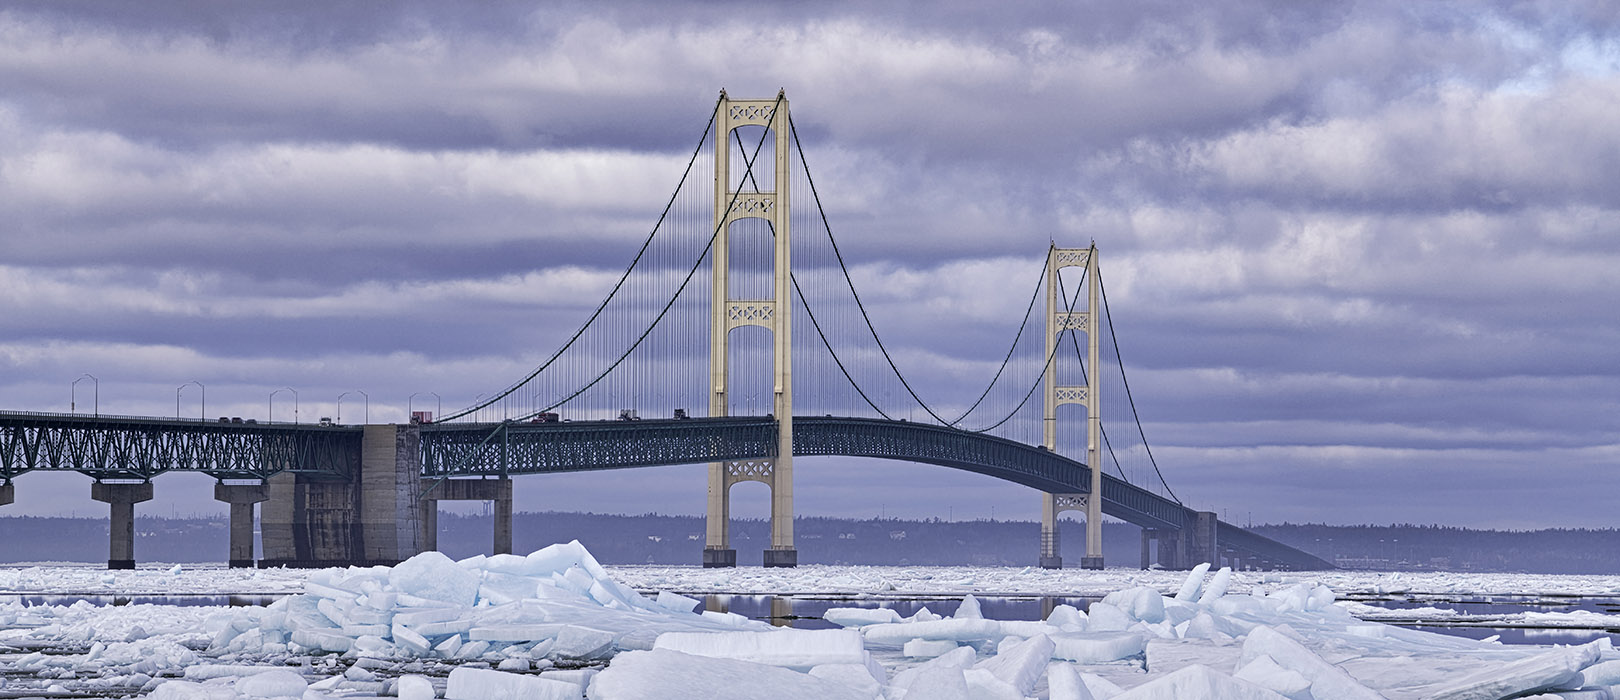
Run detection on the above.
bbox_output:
[0,1,1616,532]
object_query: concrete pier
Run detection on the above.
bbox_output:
[360,425,424,563]
[1188,511,1219,569]
[418,477,512,555]
[261,424,424,567]
[91,482,153,570]
[0,481,12,507]
[702,548,737,568]
[1039,493,1087,569]
[214,482,269,568]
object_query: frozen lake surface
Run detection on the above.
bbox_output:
[3,553,1620,698]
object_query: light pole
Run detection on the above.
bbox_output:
[337,390,370,424]
[72,373,99,416]
[270,387,298,423]
[408,392,443,422]
[177,381,204,420]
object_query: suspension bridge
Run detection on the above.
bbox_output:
[0,91,1331,572]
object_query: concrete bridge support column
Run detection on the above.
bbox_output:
[703,465,736,568]
[259,473,358,568]
[1187,511,1219,569]
[0,481,12,507]
[359,424,424,565]
[419,498,438,552]
[418,477,513,555]
[91,482,153,570]
[1158,531,1183,570]
[214,482,269,568]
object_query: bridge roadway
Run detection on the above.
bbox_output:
[0,411,1330,569]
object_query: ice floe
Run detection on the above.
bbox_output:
[3,550,1620,698]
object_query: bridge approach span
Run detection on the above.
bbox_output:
[0,411,358,482]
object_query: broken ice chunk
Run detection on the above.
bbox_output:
[808,662,883,696]
[1046,604,1088,630]
[445,667,580,700]
[905,638,961,658]
[823,607,903,628]
[1046,662,1097,700]
[1239,626,1383,700]
[396,675,435,700]
[1420,640,1601,700]
[588,648,871,700]
[860,618,1005,645]
[1577,659,1620,688]
[1112,664,1288,700]
[149,680,238,700]
[1196,567,1233,605]
[654,590,700,614]
[1050,631,1148,664]
[548,625,616,660]
[955,594,983,619]
[1176,563,1212,601]
[974,633,1054,696]
[234,669,309,698]
[390,551,481,608]
[653,628,866,669]
[1083,602,1133,631]
[1233,654,1313,700]
[1102,587,1166,624]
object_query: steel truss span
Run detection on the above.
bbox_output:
[0,412,360,481]
[418,416,1331,570]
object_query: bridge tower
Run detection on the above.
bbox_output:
[704,90,796,568]
[1040,245,1105,569]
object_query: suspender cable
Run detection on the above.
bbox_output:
[440,94,723,422]
[1099,266,1180,504]
[512,96,786,421]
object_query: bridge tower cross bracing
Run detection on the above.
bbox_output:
[1040,245,1105,570]
[704,90,796,568]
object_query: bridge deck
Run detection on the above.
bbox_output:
[0,411,1329,569]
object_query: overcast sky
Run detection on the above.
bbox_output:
[2,1,1616,533]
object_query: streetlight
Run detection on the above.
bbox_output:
[408,392,443,422]
[270,387,298,424]
[177,381,204,420]
[337,390,369,424]
[72,373,99,416]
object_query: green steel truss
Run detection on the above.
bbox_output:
[0,411,1328,569]
[0,412,360,481]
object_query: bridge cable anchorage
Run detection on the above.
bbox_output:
[1099,265,1180,504]
[438,94,725,423]
[788,118,1049,428]
[505,94,787,423]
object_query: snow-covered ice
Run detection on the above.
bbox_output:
[3,552,1620,699]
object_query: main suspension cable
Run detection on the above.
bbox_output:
[441,94,723,422]
[513,95,787,420]
[790,117,1048,427]
[1099,266,1180,503]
